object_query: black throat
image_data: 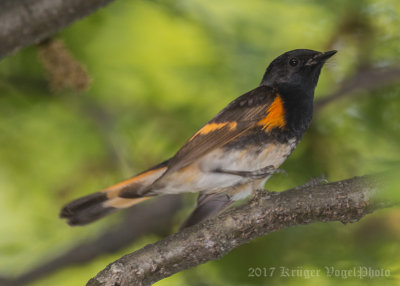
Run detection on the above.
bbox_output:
[275,83,314,139]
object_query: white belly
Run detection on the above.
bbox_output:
[153,138,297,195]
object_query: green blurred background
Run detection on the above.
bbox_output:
[0,0,400,285]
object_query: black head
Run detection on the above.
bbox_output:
[260,49,336,93]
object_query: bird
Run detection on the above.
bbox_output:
[60,49,336,228]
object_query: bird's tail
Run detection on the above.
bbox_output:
[60,160,169,226]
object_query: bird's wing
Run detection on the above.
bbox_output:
[166,85,286,173]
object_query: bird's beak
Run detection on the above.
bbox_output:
[305,50,337,66]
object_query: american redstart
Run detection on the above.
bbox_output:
[61,49,336,228]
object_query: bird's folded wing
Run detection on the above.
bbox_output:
[166,85,281,173]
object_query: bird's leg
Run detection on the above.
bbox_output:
[213,165,286,179]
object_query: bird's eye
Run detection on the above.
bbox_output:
[289,58,298,67]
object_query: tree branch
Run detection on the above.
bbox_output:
[0,0,115,59]
[87,174,391,286]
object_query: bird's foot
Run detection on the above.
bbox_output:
[213,165,286,179]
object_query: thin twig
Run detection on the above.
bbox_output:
[315,67,400,111]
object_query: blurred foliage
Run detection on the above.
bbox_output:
[0,0,400,285]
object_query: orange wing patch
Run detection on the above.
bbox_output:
[190,121,237,140]
[257,94,286,132]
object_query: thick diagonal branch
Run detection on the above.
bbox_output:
[87,175,390,286]
[0,0,115,59]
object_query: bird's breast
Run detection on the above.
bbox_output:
[199,137,298,173]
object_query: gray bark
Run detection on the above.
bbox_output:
[87,174,391,286]
[0,0,115,59]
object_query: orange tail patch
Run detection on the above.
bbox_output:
[103,197,150,209]
[101,165,168,199]
[60,161,169,226]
